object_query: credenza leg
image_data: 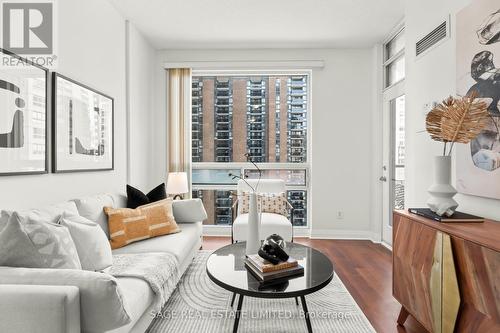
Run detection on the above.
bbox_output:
[397,306,410,326]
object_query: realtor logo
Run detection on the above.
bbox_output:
[2,2,53,54]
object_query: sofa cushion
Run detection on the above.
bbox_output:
[112,222,201,266]
[111,193,128,210]
[0,212,81,269]
[114,277,155,331]
[59,212,113,272]
[104,199,180,250]
[73,194,116,238]
[0,201,79,229]
[0,267,131,333]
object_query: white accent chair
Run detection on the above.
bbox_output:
[231,179,294,243]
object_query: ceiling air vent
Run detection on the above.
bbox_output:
[416,20,449,57]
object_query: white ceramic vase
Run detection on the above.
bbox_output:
[427,155,458,217]
[245,192,261,255]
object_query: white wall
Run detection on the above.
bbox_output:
[126,22,156,190]
[0,0,156,210]
[152,49,377,238]
[370,44,384,241]
[405,0,500,220]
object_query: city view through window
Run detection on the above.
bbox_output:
[191,74,309,226]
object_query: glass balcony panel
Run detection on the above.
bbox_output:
[192,169,241,185]
[244,169,307,186]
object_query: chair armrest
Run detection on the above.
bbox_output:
[231,194,239,226]
[286,200,295,226]
[0,284,80,333]
[172,198,208,223]
[231,197,239,211]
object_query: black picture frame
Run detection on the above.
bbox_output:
[52,72,114,173]
[0,48,49,176]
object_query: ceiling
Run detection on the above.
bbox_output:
[108,0,404,49]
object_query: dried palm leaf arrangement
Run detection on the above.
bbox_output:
[426,92,489,156]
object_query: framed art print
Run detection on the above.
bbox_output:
[53,73,114,172]
[456,0,500,199]
[0,49,48,176]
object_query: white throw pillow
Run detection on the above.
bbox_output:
[0,266,131,332]
[0,211,8,232]
[0,212,82,269]
[59,212,113,271]
[172,198,208,223]
[73,194,115,238]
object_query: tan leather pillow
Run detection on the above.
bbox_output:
[104,198,180,249]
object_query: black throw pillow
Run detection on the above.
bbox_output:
[126,183,167,209]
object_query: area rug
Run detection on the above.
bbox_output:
[147,251,375,333]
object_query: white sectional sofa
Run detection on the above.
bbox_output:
[0,193,207,333]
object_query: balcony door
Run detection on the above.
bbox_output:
[381,85,405,245]
[380,25,405,246]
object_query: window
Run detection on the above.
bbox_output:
[191,73,310,227]
[393,95,405,211]
[384,28,405,88]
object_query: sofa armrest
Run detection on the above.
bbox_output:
[0,284,80,333]
[172,198,207,223]
[0,267,130,332]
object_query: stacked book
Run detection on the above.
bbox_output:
[408,208,484,223]
[245,254,304,282]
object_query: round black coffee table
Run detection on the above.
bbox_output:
[206,242,334,333]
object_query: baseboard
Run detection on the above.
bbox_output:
[203,226,312,237]
[203,226,382,243]
[203,225,231,236]
[380,241,393,251]
[293,227,310,237]
[309,229,379,240]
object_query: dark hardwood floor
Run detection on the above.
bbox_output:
[202,236,428,333]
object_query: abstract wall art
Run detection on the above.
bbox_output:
[53,73,113,172]
[0,49,48,175]
[456,0,500,199]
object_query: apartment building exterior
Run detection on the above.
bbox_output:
[192,75,308,226]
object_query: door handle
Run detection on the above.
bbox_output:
[379,176,387,182]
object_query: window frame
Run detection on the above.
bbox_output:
[383,26,405,90]
[191,69,312,230]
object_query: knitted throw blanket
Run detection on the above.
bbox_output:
[109,252,180,312]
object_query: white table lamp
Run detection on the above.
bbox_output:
[166,172,188,199]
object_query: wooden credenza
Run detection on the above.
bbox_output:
[393,210,500,333]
